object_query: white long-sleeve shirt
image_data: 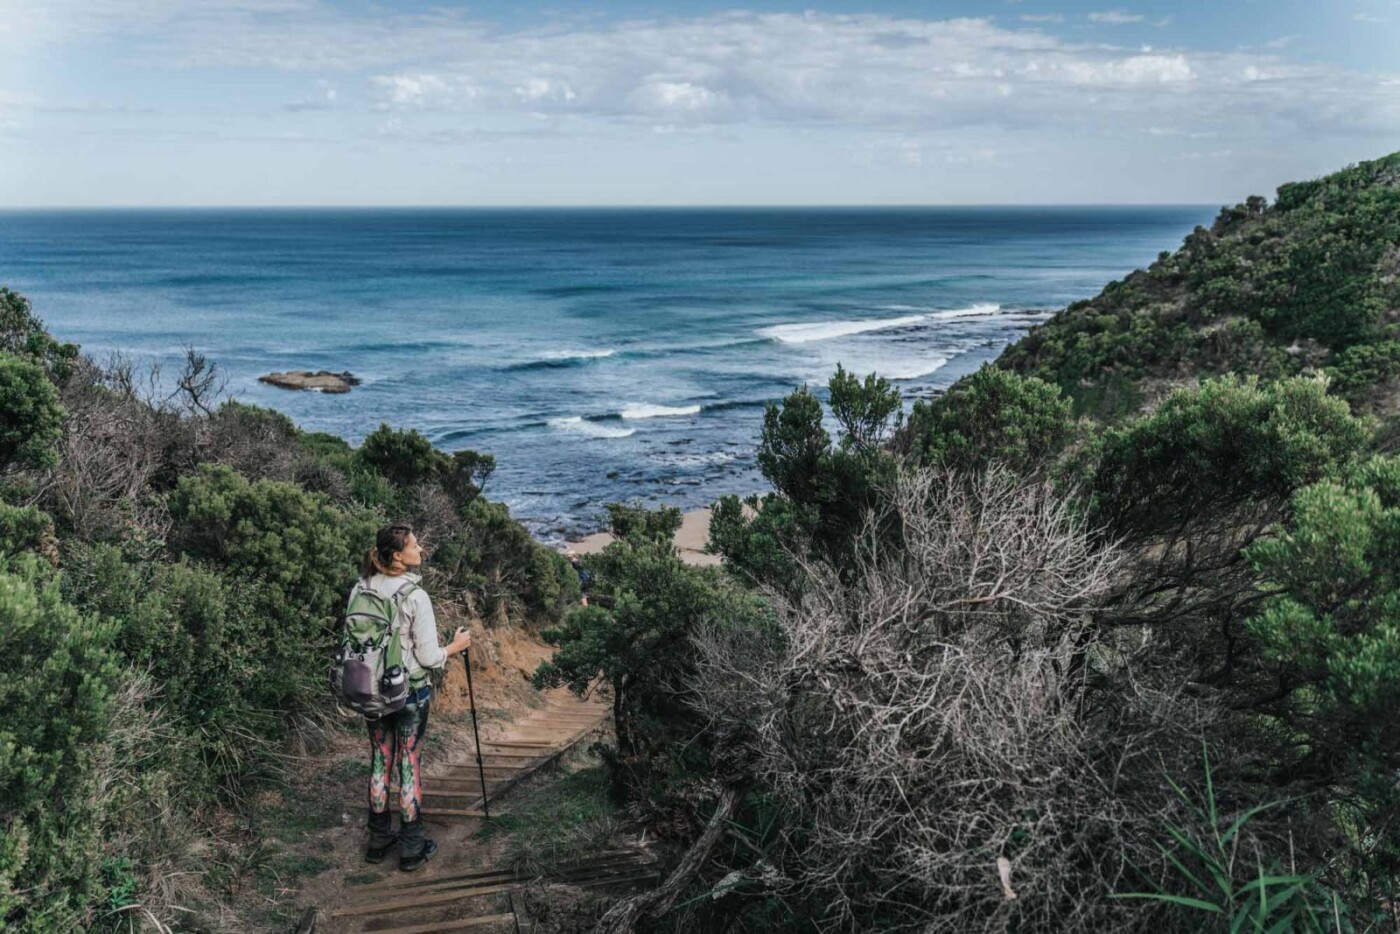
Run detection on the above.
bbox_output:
[355,572,446,685]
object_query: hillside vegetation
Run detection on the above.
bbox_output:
[0,286,577,931]
[542,152,1400,933]
[997,151,1400,419]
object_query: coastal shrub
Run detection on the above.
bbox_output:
[295,430,398,510]
[533,503,768,773]
[429,496,575,625]
[441,449,496,508]
[60,544,284,796]
[357,423,448,489]
[0,504,57,564]
[0,287,79,383]
[167,465,375,710]
[1090,375,1369,538]
[708,492,813,592]
[684,467,1185,931]
[902,365,1074,474]
[0,352,65,470]
[205,400,300,482]
[1243,456,1400,875]
[997,152,1400,409]
[0,556,121,931]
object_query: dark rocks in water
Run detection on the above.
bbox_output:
[258,370,360,393]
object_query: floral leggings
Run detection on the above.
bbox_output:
[367,687,431,822]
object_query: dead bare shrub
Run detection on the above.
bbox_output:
[686,466,1207,932]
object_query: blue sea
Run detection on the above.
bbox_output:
[0,207,1213,539]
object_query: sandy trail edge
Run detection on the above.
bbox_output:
[567,507,721,567]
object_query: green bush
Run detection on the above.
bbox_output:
[0,505,56,563]
[356,423,447,489]
[0,353,64,470]
[167,464,376,711]
[904,365,1074,474]
[0,557,121,931]
[1246,455,1400,745]
[534,504,770,766]
[429,496,575,625]
[1091,375,1370,536]
[0,288,78,383]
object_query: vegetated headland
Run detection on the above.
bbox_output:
[2,149,1398,932]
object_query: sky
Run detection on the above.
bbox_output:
[0,0,1397,206]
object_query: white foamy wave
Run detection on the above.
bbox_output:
[925,303,1002,320]
[757,314,926,344]
[758,304,1002,344]
[620,403,702,419]
[547,416,636,439]
[539,349,616,361]
[878,356,950,380]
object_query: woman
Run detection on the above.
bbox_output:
[357,523,471,872]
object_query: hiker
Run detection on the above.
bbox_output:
[356,523,471,871]
[565,549,592,606]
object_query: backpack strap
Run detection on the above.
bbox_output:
[385,579,419,671]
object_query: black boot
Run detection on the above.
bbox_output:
[397,818,437,872]
[365,810,397,864]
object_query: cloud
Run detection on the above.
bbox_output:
[1020,14,1065,23]
[1088,11,1147,25]
[7,6,1399,143]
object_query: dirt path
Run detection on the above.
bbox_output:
[251,625,616,933]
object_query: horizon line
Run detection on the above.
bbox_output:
[0,201,1222,211]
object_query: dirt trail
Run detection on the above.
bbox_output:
[269,623,616,933]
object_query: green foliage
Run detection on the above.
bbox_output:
[166,465,376,715]
[1245,456,1400,741]
[0,557,121,931]
[427,497,566,623]
[356,423,448,489]
[441,449,496,507]
[60,544,289,795]
[0,352,64,470]
[735,368,902,575]
[0,287,78,383]
[1115,747,1352,932]
[1091,375,1369,536]
[708,492,812,589]
[999,151,1400,412]
[604,501,682,544]
[169,464,370,621]
[904,365,1074,474]
[0,505,56,563]
[534,504,769,761]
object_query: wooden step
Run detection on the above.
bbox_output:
[354,911,516,933]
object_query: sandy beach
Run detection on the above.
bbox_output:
[567,506,722,567]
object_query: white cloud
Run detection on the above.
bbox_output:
[1020,14,1065,23]
[1089,11,1147,25]
[6,6,1399,143]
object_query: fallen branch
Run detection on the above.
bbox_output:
[592,785,744,934]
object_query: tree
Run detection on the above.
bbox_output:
[533,504,764,766]
[0,352,64,470]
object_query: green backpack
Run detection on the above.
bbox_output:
[329,578,417,718]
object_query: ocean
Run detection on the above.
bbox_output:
[0,206,1214,539]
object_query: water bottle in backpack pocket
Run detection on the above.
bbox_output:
[330,579,418,718]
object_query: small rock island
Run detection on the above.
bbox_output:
[257,370,360,393]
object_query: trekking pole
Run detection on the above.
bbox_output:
[462,648,490,819]
[462,649,524,934]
